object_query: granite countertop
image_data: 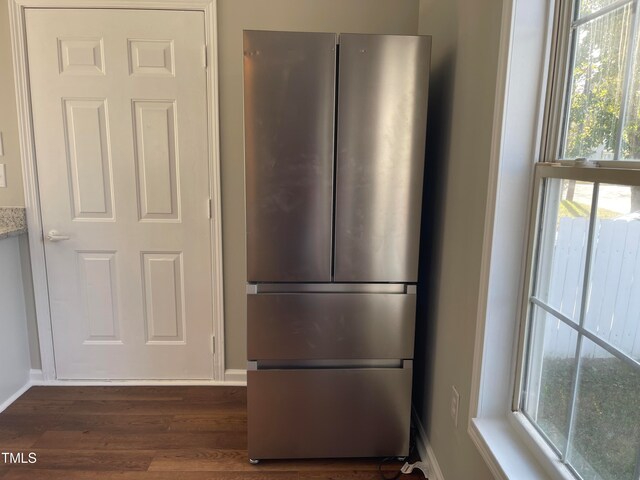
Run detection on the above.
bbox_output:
[0,207,27,240]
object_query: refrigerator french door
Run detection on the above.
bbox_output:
[243,30,430,461]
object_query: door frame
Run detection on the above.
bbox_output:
[8,0,227,383]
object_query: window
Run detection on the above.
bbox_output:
[517,1,640,479]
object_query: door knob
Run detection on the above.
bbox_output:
[46,230,71,242]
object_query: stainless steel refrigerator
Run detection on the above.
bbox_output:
[243,30,430,462]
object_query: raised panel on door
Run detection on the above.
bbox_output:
[62,98,114,219]
[142,252,185,343]
[77,251,120,343]
[247,292,416,360]
[243,30,336,282]
[58,37,105,75]
[132,100,180,221]
[334,34,431,282]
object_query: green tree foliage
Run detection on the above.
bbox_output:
[564,2,630,160]
[564,0,640,210]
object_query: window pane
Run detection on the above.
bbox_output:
[567,338,640,480]
[535,179,593,320]
[578,0,624,18]
[622,23,640,159]
[584,183,640,360]
[524,305,578,453]
[562,5,632,160]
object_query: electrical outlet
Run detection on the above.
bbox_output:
[0,164,6,188]
[450,386,460,427]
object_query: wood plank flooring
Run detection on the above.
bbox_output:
[0,386,422,479]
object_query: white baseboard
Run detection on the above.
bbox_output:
[412,407,445,480]
[224,369,247,384]
[31,379,247,386]
[27,369,247,387]
[30,369,44,384]
[0,381,31,414]
[0,369,43,413]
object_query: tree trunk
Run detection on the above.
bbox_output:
[566,180,576,202]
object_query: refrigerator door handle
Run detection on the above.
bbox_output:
[246,283,415,294]
[253,359,407,370]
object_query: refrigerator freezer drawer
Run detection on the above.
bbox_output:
[247,292,416,360]
[247,366,412,459]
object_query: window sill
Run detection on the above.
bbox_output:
[470,413,575,480]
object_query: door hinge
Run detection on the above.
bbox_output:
[203,45,208,68]
[212,336,216,354]
[207,198,212,219]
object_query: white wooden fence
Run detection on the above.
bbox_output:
[542,217,640,360]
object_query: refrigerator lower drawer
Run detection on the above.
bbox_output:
[247,365,412,459]
[247,292,416,360]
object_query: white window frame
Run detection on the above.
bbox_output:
[468,0,558,476]
[470,0,640,478]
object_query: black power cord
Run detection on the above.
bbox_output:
[378,455,406,480]
[378,425,424,480]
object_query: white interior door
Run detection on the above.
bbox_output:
[25,9,215,380]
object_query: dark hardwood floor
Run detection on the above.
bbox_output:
[0,386,423,479]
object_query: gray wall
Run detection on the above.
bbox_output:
[1,0,39,370]
[19,234,41,368]
[413,0,503,478]
[216,0,420,369]
[0,236,31,407]
[0,0,25,207]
